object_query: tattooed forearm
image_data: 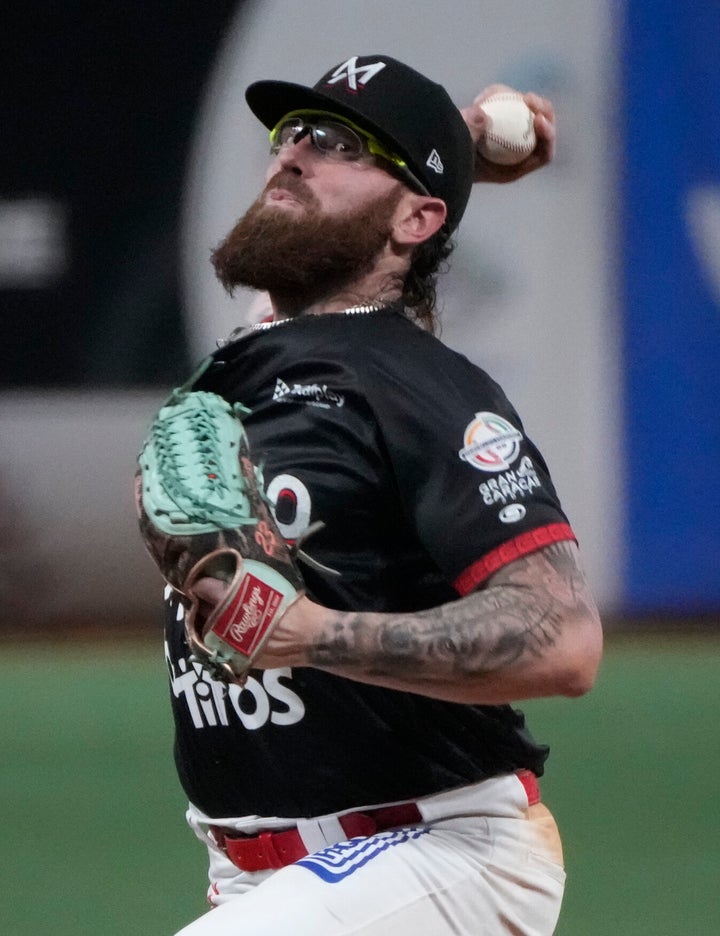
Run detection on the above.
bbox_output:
[308,541,599,694]
[310,590,561,676]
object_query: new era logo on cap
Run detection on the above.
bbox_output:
[426,149,444,175]
[326,56,387,92]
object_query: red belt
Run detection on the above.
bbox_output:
[212,770,539,873]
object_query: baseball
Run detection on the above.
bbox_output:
[477,93,536,166]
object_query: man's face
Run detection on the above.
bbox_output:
[212,131,407,303]
[262,114,412,217]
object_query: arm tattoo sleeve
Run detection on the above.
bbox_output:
[307,540,597,684]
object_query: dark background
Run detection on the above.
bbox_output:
[1,2,239,387]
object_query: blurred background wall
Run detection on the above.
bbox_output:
[1,0,718,631]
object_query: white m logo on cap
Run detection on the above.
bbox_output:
[327,57,386,91]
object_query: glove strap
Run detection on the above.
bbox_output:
[185,549,302,684]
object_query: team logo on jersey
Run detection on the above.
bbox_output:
[459,412,523,472]
[326,56,386,92]
[297,828,428,882]
[273,377,345,409]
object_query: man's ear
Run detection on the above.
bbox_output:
[391,194,447,246]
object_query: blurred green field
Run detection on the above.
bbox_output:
[0,633,717,935]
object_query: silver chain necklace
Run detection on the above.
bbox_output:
[218,301,388,346]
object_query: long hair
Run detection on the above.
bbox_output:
[400,228,455,334]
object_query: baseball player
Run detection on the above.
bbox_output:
[147,54,602,935]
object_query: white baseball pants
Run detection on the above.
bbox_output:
[174,773,565,936]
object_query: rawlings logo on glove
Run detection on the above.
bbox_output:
[135,381,305,685]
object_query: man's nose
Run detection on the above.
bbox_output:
[275,131,315,173]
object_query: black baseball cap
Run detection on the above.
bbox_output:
[245,54,474,232]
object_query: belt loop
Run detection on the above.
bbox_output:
[296,818,327,854]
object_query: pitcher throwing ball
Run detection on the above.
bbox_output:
[137,53,602,936]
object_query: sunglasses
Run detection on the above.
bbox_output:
[269,110,428,195]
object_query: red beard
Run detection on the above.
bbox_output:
[211,173,403,307]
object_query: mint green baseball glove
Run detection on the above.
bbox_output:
[136,383,304,685]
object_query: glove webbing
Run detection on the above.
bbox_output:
[149,392,254,530]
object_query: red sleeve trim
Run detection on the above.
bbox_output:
[453,522,577,596]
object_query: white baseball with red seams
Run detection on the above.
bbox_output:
[477,92,536,165]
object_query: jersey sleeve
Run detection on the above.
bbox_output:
[364,341,576,595]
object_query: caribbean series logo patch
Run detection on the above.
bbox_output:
[459,412,523,472]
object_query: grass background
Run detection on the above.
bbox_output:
[0,631,717,935]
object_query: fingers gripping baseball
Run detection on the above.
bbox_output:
[461,83,556,183]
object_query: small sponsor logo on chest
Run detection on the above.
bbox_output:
[273,377,345,408]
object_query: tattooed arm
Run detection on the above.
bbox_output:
[220,539,601,704]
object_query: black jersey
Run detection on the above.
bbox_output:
[164,306,575,818]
